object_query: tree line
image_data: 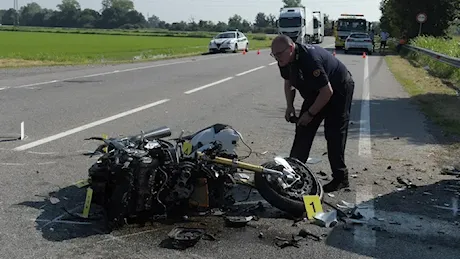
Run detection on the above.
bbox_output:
[379,0,460,39]
[0,0,332,34]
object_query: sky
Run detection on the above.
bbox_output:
[1,0,383,23]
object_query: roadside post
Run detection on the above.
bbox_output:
[416,12,427,36]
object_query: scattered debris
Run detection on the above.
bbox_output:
[389,221,401,225]
[336,200,355,210]
[49,197,60,204]
[275,235,301,248]
[224,216,253,228]
[314,210,338,228]
[397,177,417,189]
[393,137,400,140]
[441,166,460,176]
[387,166,392,170]
[327,193,335,198]
[307,157,322,164]
[423,192,433,196]
[317,171,327,177]
[203,233,217,241]
[258,232,264,239]
[298,229,322,241]
[350,212,364,220]
[350,174,358,178]
[372,226,387,232]
[211,209,225,216]
[163,227,205,250]
[363,168,368,171]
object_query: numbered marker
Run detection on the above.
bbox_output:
[102,134,108,153]
[303,195,323,220]
[74,178,90,188]
[182,141,193,155]
[82,187,93,218]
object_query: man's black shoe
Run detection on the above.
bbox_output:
[323,178,349,193]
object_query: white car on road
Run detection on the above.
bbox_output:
[344,32,373,55]
[208,31,249,53]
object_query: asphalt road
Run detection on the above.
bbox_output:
[1,37,460,258]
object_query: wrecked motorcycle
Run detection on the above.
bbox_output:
[84,124,324,229]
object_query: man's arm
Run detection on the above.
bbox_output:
[307,60,333,116]
[284,79,296,108]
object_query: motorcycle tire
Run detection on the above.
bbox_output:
[254,157,324,218]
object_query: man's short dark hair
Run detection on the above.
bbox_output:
[272,35,294,48]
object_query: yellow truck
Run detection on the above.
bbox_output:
[332,14,372,49]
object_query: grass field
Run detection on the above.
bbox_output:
[385,35,460,139]
[0,27,273,67]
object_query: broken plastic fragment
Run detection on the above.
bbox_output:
[314,210,338,228]
[49,197,60,204]
[224,216,253,227]
[306,157,322,164]
[337,200,355,209]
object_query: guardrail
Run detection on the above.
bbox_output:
[399,41,460,68]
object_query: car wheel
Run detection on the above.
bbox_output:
[344,50,349,54]
[245,43,249,52]
[233,43,238,53]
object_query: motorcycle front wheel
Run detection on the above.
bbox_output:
[254,157,324,217]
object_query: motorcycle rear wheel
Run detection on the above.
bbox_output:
[254,157,324,217]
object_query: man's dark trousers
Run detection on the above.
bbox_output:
[289,75,355,182]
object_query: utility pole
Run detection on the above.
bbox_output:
[13,0,19,26]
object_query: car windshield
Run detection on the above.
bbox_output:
[216,33,236,39]
[350,33,369,38]
[279,17,301,28]
[337,19,367,31]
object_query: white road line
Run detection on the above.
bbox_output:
[359,56,372,158]
[353,186,376,248]
[269,62,277,65]
[0,87,8,91]
[235,66,265,76]
[13,99,170,151]
[184,77,233,94]
[11,54,239,89]
[354,55,376,249]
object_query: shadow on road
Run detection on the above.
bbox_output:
[324,178,460,258]
[15,181,291,242]
[17,185,109,242]
[252,93,459,148]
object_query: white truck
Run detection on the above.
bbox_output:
[277,6,314,45]
[312,11,324,43]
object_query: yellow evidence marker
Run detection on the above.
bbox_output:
[82,187,93,218]
[182,141,193,155]
[102,134,108,153]
[303,195,324,220]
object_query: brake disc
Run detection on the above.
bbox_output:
[262,158,317,200]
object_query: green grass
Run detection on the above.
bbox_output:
[385,35,460,138]
[0,28,273,67]
[405,35,460,84]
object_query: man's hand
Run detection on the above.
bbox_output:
[285,106,296,122]
[297,112,313,126]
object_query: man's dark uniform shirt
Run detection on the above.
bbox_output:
[279,43,350,100]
